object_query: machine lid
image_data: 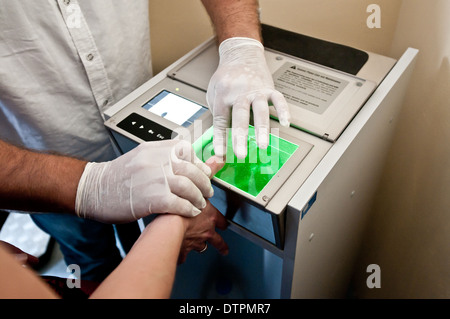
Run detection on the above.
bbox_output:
[268,54,377,142]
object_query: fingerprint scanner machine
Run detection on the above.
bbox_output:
[104,25,418,298]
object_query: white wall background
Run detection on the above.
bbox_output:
[353,0,450,299]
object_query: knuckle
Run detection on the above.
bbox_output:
[205,229,215,240]
[175,176,193,191]
[158,195,172,211]
[173,140,192,160]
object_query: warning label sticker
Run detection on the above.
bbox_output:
[273,62,349,114]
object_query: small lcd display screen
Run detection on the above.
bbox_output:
[142,90,207,127]
[193,126,299,198]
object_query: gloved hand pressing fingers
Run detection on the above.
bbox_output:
[75,140,213,223]
[207,37,291,159]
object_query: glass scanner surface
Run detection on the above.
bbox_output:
[193,126,299,199]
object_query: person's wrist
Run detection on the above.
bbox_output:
[74,161,103,219]
[218,37,263,56]
[157,213,188,234]
[51,156,88,215]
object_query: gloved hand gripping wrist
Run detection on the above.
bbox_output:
[75,140,214,223]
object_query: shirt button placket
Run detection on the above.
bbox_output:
[58,0,113,114]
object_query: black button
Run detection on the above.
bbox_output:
[117,113,177,142]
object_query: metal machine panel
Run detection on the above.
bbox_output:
[105,78,212,145]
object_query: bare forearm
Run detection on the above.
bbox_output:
[0,140,86,214]
[91,214,186,299]
[201,0,261,43]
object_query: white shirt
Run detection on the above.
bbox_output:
[0,0,152,161]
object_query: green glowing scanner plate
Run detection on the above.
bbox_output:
[193,126,314,208]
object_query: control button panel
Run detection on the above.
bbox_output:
[117,113,177,142]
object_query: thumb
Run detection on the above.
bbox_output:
[205,155,225,178]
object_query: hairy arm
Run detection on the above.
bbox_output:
[0,140,227,298]
[0,139,86,214]
[201,0,262,43]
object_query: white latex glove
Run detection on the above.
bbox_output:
[75,140,214,223]
[206,37,291,159]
